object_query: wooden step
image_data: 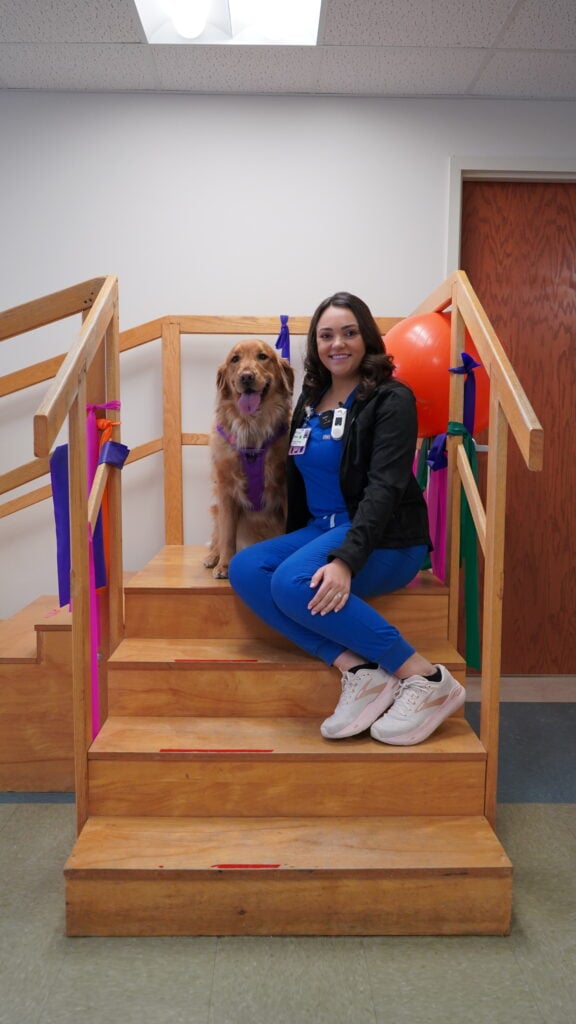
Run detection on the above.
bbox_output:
[107,637,466,717]
[124,546,449,642]
[0,595,67,663]
[87,716,486,818]
[0,596,73,790]
[64,814,512,936]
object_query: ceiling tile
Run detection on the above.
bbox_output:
[317,44,487,96]
[472,50,576,98]
[321,0,519,48]
[0,43,158,91]
[499,0,576,49]
[0,0,145,43]
[152,44,321,94]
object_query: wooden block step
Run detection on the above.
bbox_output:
[0,595,66,663]
[65,814,512,936]
[124,545,449,642]
[87,716,486,818]
[107,637,466,717]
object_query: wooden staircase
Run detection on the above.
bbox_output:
[64,544,513,936]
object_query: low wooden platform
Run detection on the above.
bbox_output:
[65,815,512,937]
[0,596,73,790]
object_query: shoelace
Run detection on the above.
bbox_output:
[337,674,361,707]
[390,679,434,718]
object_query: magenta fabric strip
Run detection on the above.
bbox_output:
[85,400,121,738]
[88,525,101,738]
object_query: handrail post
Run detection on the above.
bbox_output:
[162,319,184,544]
[105,293,124,656]
[480,390,509,825]
[69,378,91,833]
[446,286,467,647]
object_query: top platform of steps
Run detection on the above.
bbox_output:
[126,545,448,597]
[123,545,452,648]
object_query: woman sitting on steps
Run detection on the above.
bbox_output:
[229,291,465,744]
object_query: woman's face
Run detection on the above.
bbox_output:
[315,305,366,385]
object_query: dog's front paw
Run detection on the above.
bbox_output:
[203,552,219,569]
[212,563,229,579]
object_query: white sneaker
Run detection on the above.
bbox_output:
[370,666,465,746]
[320,665,398,740]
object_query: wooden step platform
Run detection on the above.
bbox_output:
[107,637,466,717]
[87,716,486,818]
[124,546,450,644]
[65,815,512,936]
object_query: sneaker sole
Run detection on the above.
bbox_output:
[321,683,397,740]
[370,684,466,746]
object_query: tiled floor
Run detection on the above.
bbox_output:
[1,682,575,1024]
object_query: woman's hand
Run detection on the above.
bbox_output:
[308,558,352,616]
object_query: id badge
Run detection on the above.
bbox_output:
[288,426,311,455]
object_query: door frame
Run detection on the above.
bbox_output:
[446,156,576,273]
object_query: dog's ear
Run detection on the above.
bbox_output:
[216,363,231,396]
[279,358,295,396]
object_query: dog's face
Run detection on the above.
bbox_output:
[216,340,294,417]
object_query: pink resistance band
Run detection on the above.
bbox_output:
[86,402,121,739]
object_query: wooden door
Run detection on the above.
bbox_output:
[460,181,576,674]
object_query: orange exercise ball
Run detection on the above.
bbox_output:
[384,311,490,437]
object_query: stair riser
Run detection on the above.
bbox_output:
[88,760,486,817]
[107,664,466,717]
[107,666,341,717]
[65,873,512,936]
[124,592,449,641]
[36,630,72,665]
[0,663,74,791]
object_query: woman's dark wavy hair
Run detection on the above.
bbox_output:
[303,291,395,405]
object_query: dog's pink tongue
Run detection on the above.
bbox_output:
[237,392,261,415]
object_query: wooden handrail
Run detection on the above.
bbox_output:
[410,269,543,824]
[33,276,118,457]
[6,276,124,833]
[453,275,543,470]
[0,277,106,342]
[413,270,543,471]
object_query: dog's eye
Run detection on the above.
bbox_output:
[257,352,269,361]
[230,354,240,363]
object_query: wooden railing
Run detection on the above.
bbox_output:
[413,270,543,822]
[0,274,543,828]
[0,276,124,829]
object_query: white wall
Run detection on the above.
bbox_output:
[2,90,576,617]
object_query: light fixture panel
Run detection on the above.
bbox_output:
[134,0,322,45]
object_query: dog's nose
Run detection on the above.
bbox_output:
[239,371,256,387]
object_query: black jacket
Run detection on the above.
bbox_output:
[285,379,431,576]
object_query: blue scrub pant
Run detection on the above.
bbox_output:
[228,519,428,674]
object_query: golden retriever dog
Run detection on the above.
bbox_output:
[204,339,295,579]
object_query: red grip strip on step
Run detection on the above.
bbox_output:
[212,864,281,869]
[159,748,274,753]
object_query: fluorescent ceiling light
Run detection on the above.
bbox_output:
[135,0,323,45]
